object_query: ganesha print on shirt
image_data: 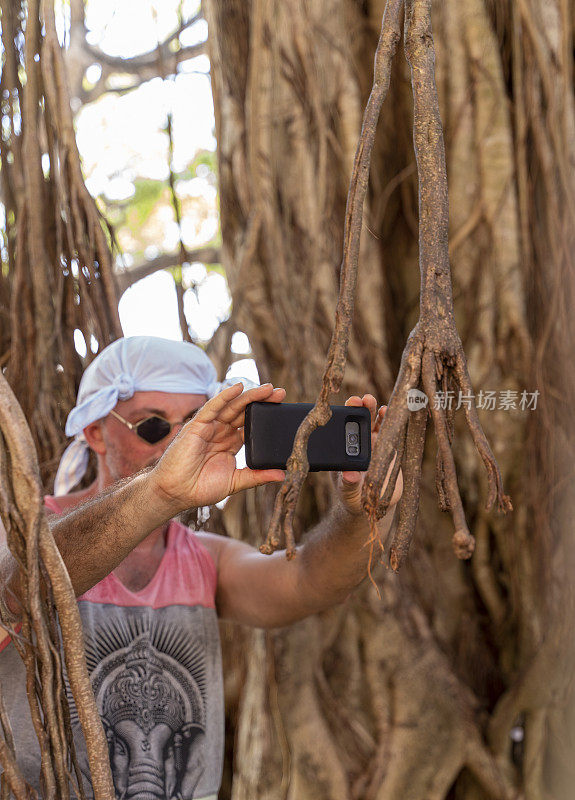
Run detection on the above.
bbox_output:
[66,606,220,800]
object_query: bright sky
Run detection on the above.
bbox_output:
[72,0,259,384]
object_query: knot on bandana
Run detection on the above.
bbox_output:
[114,373,135,400]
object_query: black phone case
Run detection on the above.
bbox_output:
[244,402,371,471]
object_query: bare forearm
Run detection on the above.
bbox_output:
[50,472,179,596]
[297,501,396,609]
[1,471,180,617]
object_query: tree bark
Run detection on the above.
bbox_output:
[206,0,575,797]
[0,0,122,489]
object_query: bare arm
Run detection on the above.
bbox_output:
[48,472,176,596]
[0,470,174,617]
[0,383,285,619]
[202,498,396,629]
[297,498,391,606]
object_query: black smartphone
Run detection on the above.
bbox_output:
[244,402,371,471]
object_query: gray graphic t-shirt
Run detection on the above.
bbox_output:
[0,518,224,800]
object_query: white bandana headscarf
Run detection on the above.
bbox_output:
[54,336,256,495]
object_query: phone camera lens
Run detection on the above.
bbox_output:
[345,421,361,456]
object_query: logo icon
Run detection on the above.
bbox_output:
[407,389,428,412]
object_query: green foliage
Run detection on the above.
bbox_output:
[128,179,166,230]
[171,264,183,284]
[95,146,220,271]
[185,148,218,180]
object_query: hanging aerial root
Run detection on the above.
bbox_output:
[389,405,428,572]
[261,0,512,568]
[363,332,512,567]
[454,349,513,514]
[377,417,406,518]
[422,349,475,558]
[359,0,513,570]
[363,338,420,521]
[3,0,122,486]
[260,391,332,558]
[260,0,405,557]
[0,373,115,799]
[434,370,456,510]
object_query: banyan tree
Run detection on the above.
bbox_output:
[0,0,574,798]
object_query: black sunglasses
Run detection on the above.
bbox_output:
[108,409,196,444]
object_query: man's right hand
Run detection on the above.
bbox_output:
[150,382,286,513]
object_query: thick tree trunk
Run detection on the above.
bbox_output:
[206,1,575,798]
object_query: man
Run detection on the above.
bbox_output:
[0,336,402,799]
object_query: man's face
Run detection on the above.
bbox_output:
[97,391,207,484]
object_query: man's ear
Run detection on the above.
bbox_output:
[83,421,106,455]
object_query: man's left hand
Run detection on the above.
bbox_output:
[338,394,403,516]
